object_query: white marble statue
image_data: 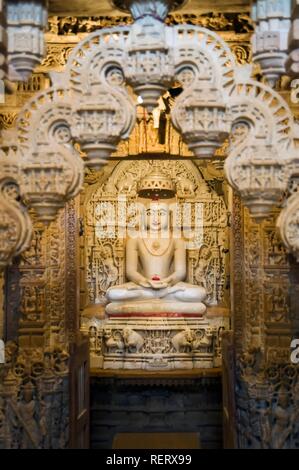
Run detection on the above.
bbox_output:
[106,201,207,315]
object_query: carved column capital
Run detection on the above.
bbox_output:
[251,0,291,86]
[6,0,48,81]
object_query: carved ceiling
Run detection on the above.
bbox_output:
[48,0,251,16]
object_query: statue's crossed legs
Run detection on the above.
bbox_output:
[106,282,207,315]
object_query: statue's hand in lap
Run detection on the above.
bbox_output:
[148,279,169,290]
[137,279,152,289]
[127,279,151,289]
[127,279,168,290]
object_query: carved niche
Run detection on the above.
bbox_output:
[81,159,230,310]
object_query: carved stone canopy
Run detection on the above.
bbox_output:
[137,162,176,198]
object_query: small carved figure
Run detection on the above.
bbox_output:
[176,178,195,196]
[191,329,214,350]
[116,173,135,194]
[172,329,194,352]
[104,329,125,352]
[13,380,45,449]
[123,328,144,353]
[271,387,298,449]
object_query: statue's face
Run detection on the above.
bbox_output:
[145,203,169,232]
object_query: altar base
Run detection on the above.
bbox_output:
[82,314,227,371]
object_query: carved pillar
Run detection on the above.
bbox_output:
[231,193,299,449]
[0,199,83,448]
[222,330,237,448]
[64,197,81,345]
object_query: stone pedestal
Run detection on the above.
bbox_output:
[82,313,227,371]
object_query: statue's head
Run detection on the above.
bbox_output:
[144,201,170,232]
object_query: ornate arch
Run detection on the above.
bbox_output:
[66,28,131,93]
[277,193,299,261]
[224,79,294,220]
[228,79,293,148]
[0,6,297,267]
[173,26,237,90]
[65,28,136,170]
[171,26,236,159]
[16,87,84,224]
